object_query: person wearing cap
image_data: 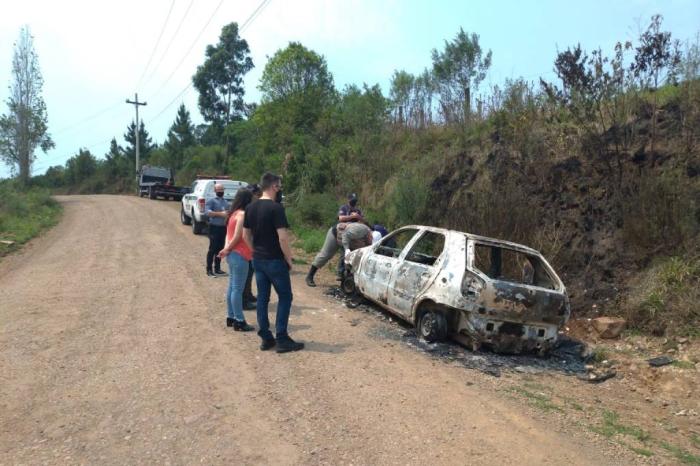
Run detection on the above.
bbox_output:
[338,193,363,223]
[305,221,372,287]
[336,193,364,279]
[205,183,230,277]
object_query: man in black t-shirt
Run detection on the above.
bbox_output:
[243,173,304,353]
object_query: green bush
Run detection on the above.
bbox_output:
[0,183,62,257]
[288,192,338,228]
[387,171,430,227]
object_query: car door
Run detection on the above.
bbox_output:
[387,230,446,318]
[183,181,198,212]
[357,228,420,307]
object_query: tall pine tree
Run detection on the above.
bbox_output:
[123,120,155,171]
[164,104,196,169]
[0,26,54,184]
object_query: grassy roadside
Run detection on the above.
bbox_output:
[0,184,62,257]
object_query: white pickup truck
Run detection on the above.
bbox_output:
[180,178,248,234]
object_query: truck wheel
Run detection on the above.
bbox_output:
[180,206,191,225]
[418,310,448,343]
[192,211,204,234]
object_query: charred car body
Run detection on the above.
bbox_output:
[344,226,570,354]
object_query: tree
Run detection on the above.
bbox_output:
[123,120,155,170]
[389,70,414,125]
[0,26,54,185]
[258,42,336,133]
[431,28,492,124]
[631,14,681,154]
[65,149,97,185]
[259,42,335,104]
[192,22,253,130]
[164,104,196,169]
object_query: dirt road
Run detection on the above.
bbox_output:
[0,195,637,465]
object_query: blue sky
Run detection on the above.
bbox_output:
[1,0,698,178]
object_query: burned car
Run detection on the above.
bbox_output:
[344,226,570,354]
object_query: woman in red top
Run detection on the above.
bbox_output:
[218,189,255,331]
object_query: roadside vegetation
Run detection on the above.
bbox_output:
[1,16,698,335]
[0,180,62,257]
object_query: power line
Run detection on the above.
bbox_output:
[241,0,271,31]
[32,136,117,173]
[142,0,196,90]
[149,0,225,101]
[52,100,124,136]
[148,0,273,123]
[135,0,177,90]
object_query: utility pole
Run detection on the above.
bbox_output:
[125,93,147,187]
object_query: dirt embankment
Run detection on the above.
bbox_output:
[0,195,696,464]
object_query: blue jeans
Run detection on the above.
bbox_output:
[252,258,293,340]
[226,252,249,322]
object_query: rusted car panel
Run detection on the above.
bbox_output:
[346,226,570,354]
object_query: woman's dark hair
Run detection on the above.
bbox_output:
[227,188,253,220]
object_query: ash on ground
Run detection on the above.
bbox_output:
[325,287,589,378]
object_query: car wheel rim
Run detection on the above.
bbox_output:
[421,313,435,337]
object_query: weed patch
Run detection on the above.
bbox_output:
[660,441,700,465]
[511,387,563,413]
[590,410,652,443]
[672,360,696,370]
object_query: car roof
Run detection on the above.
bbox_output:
[399,225,542,256]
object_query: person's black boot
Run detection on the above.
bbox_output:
[276,335,305,353]
[260,338,276,351]
[207,269,217,278]
[233,320,255,332]
[305,265,318,287]
[214,269,227,276]
[226,317,235,327]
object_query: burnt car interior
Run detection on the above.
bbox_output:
[473,244,555,289]
[376,229,418,258]
[405,231,445,266]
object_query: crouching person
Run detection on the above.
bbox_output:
[306,222,372,287]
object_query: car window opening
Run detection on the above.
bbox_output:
[405,231,445,266]
[376,229,418,259]
[473,244,555,289]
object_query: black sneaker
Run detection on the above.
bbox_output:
[260,338,276,351]
[207,270,217,277]
[214,269,227,276]
[276,336,304,353]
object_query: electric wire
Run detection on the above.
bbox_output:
[142,0,196,90]
[52,100,124,136]
[148,0,225,101]
[148,0,272,123]
[135,0,177,90]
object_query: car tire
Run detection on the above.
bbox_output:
[180,206,191,225]
[341,273,356,295]
[418,310,448,343]
[192,211,204,234]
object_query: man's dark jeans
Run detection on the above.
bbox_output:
[207,224,227,272]
[252,258,293,340]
